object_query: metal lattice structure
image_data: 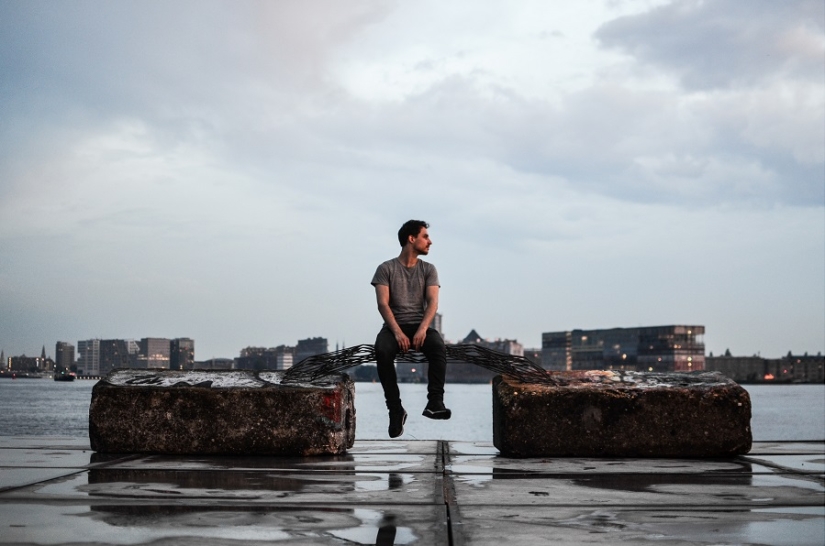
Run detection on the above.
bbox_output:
[282,343,563,385]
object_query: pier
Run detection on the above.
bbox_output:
[0,436,822,544]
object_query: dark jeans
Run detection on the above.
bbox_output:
[375,324,447,406]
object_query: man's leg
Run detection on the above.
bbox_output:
[374,326,406,437]
[375,326,401,404]
[420,327,451,419]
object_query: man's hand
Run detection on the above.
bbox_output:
[412,328,427,351]
[376,285,411,351]
[395,330,411,352]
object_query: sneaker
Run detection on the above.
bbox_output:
[422,400,452,420]
[388,404,407,438]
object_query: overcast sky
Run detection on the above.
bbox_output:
[1,0,823,361]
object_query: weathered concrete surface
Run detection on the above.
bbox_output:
[493,371,752,458]
[1,437,822,545]
[89,369,355,456]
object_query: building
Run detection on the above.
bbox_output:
[236,347,278,370]
[705,354,765,382]
[99,339,136,374]
[432,313,443,335]
[542,325,705,372]
[523,348,542,366]
[235,345,295,371]
[170,338,195,370]
[78,339,101,376]
[459,329,524,356]
[137,338,171,369]
[273,345,294,370]
[295,337,328,366]
[783,353,825,383]
[443,330,525,383]
[8,355,47,373]
[706,352,824,383]
[194,358,234,370]
[55,342,75,371]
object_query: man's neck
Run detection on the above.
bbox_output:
[397,246,419,268]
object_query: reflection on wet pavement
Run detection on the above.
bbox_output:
[0,438,822,545]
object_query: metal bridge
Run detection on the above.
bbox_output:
[282,343,564,385]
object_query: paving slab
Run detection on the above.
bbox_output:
[748,441,825,455]
[742,453,825,474]
[3,467,442,505]
[1,438,822,545]
[0,468,84,493]
[101,453,436,474]
[451,470,824,507]
[448,453,763,476]
[0,448,97,468]
[448,441,499,455]
[347,440,439,455]
[450,440,825,457]
[0,436,92,450]
[0,502,448,545]
[457,506,825,546]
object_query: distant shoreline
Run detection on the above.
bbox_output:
[1,374,822,385]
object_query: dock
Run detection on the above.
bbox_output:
[0,436,822,545]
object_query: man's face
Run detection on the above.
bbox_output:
[410,227,432,255]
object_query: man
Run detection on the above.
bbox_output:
[371,219,450,438]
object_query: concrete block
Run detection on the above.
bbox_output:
[493,371,751,458]
[89,370,355,456]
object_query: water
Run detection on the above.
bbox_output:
[0,379,822,441]
[0,379,93,436]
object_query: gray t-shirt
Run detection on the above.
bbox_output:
[371,258,440,326]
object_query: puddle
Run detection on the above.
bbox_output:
[328,509,417,545]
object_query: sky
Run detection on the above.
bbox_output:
[0,0,823,361]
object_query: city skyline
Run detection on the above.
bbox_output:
[3,321,822,364]
[0,1,823,360]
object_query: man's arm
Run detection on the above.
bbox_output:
[375,284,411,352]
[412,285,439,350]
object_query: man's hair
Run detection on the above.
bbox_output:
[398,220,429,247]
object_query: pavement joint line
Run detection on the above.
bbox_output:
[0,469,87,495]
[441,440,465,546]
[85,454,144,469]
[739,455,825,480]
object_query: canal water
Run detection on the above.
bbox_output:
[0,379,822,441]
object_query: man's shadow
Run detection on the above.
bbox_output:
[375,514,397,545]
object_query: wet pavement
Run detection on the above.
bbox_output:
[0,437,822,545]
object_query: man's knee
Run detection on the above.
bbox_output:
[375,330,398,361]
[424,328,446,354]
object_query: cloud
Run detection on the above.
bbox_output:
[596,0,825,89]
[0,1,822,359]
